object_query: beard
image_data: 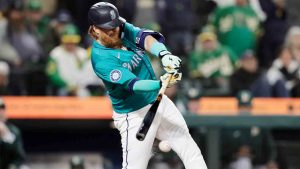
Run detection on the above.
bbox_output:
[99,31,122,49]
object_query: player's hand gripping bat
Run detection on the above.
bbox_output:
[136,73,177,141]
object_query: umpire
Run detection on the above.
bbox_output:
[0,98,26,169]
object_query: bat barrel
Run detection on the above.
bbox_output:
[136,133,146,141]
[136,122,150,141]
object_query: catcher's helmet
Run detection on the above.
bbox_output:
[88,2,125,29]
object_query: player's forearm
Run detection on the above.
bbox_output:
[144,36,168,57]
[131,79,161,93]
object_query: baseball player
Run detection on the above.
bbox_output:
[88,2,207,169]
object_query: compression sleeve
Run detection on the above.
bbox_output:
[149,41,168,57]
[129,79,161,93]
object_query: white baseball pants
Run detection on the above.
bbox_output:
[112,95,207,169]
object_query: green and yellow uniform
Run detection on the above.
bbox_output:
[210,5,260,57]
[189,45,238,78]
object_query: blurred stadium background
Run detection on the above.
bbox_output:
[1,0,300,169]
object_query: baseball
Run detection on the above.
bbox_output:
[159,140,171,152]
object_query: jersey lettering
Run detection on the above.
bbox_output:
[123,54,143,71]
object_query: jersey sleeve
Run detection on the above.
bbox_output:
[46,57,67,88]
[93,57,137,88]
[122,22,141,43]
[122,22,165,50]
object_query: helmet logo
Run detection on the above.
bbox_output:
[110,10,116,20]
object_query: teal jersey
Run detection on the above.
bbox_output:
[91,23,159,113]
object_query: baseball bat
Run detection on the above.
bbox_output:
[136,74,173,141]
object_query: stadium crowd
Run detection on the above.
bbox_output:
[0,0,299,100]
[1,0,300,168]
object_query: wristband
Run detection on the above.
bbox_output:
[158,50,171,59]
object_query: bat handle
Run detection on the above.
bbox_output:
[159,73,173,94]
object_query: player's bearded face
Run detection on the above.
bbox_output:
[99,27,122,48]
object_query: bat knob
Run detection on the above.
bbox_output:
[136,133,145,141]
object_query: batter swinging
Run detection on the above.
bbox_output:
[88,2,207,169]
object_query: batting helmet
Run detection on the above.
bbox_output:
[88,2,125,30]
